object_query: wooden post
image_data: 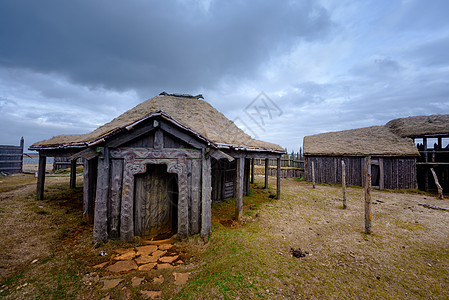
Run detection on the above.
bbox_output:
[364,156,372,234]
[36,154,46,200]
[83,159,96,224]
[244,158,250,196]
[430,168,444,200]
[201,152,212,239]
[342,160,347,209]
[70,159,77,189]
[276,157,281,200]
[20,137,24,172]
[93,148,110,244]
[264,158,269,189]
[312,161,316,189]
[250,158,254,184]
[235,157,244,222]
[423,138,428,191]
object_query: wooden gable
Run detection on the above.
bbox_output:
[105,116,207,150]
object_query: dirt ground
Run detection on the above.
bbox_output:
[1,173,448,298]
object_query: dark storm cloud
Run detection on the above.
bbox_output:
[0,0,333,96]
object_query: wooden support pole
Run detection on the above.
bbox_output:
[70,159,77,189]
[430,168,444,200]
[342,160,347,209]
[276,157,281,200]
[423,138,429,191]
[20,137,24,172]
[364,156,372,234]
[36,154,46,200]
[83,159,95,224]
[93,148,110,244]
[235,157,244,222]
[250,158,255,184]
[312,161,316,189]
[201,153,212,239]
[264,158,269,189]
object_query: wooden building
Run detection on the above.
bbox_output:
[386,114,449,192]
[303,114,449,191]
[303,125,419,189]
[30,93,284,243]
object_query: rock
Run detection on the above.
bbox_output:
[131,277,145,287]
[107,260,138,273]
[151,250,167,258]
[159,255,178,264]
[153,275,164,284]
[136,255,159,265]
[136,245,158,256]
[157,263,173,270]
[138,262,157,271]
[173,272,190,285]
[114,251,136,261]
[102,278,123,290]
[93,262,108,269]
[175,260,184,264]
[140,290,162,299]
[158,244,173,251]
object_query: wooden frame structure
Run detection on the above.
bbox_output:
[30,94,284,243]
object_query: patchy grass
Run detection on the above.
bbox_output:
[1,175,448,299]
[177,177,449,299]
[0,173,36,193]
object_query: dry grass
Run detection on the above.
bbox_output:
[303,126,418,156]
[1,175,448,299]
[387,114,449,137]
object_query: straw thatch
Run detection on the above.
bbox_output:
[386,114,449,137]
[303,126,419,156]
[31,95,283,152]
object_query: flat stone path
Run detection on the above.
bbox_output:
[93,241,190,297]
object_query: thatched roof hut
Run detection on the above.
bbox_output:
[30,93,285,243]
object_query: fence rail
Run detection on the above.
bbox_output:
[254,150,304,169]
[0,138,24,174]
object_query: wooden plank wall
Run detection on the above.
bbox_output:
[305,156,417,189]
[306,156,364,186]
[0,138,24,174]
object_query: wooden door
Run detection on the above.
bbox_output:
[134,164,178,238]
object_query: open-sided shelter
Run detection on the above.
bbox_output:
[303,114,449,191]
[30,93,284,243]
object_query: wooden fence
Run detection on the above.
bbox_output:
[53,157,85,171]
[254,150,304,169]
[0,137,24,174]
[254,150,304,178]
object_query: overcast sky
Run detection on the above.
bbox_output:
[1,0,448,152]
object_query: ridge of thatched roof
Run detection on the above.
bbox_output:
[303,126,419,156]
[386,114,449,137]
[31,95,284,152]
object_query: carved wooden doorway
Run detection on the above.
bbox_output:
[134,164,178,239]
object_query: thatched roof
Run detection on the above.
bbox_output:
[303,126,419,156]
[386,114,449,137]
[30,95,284,152]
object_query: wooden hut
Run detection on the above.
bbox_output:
[303,125,419,189]
[29,93,284,243]
[386,114,449,192]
